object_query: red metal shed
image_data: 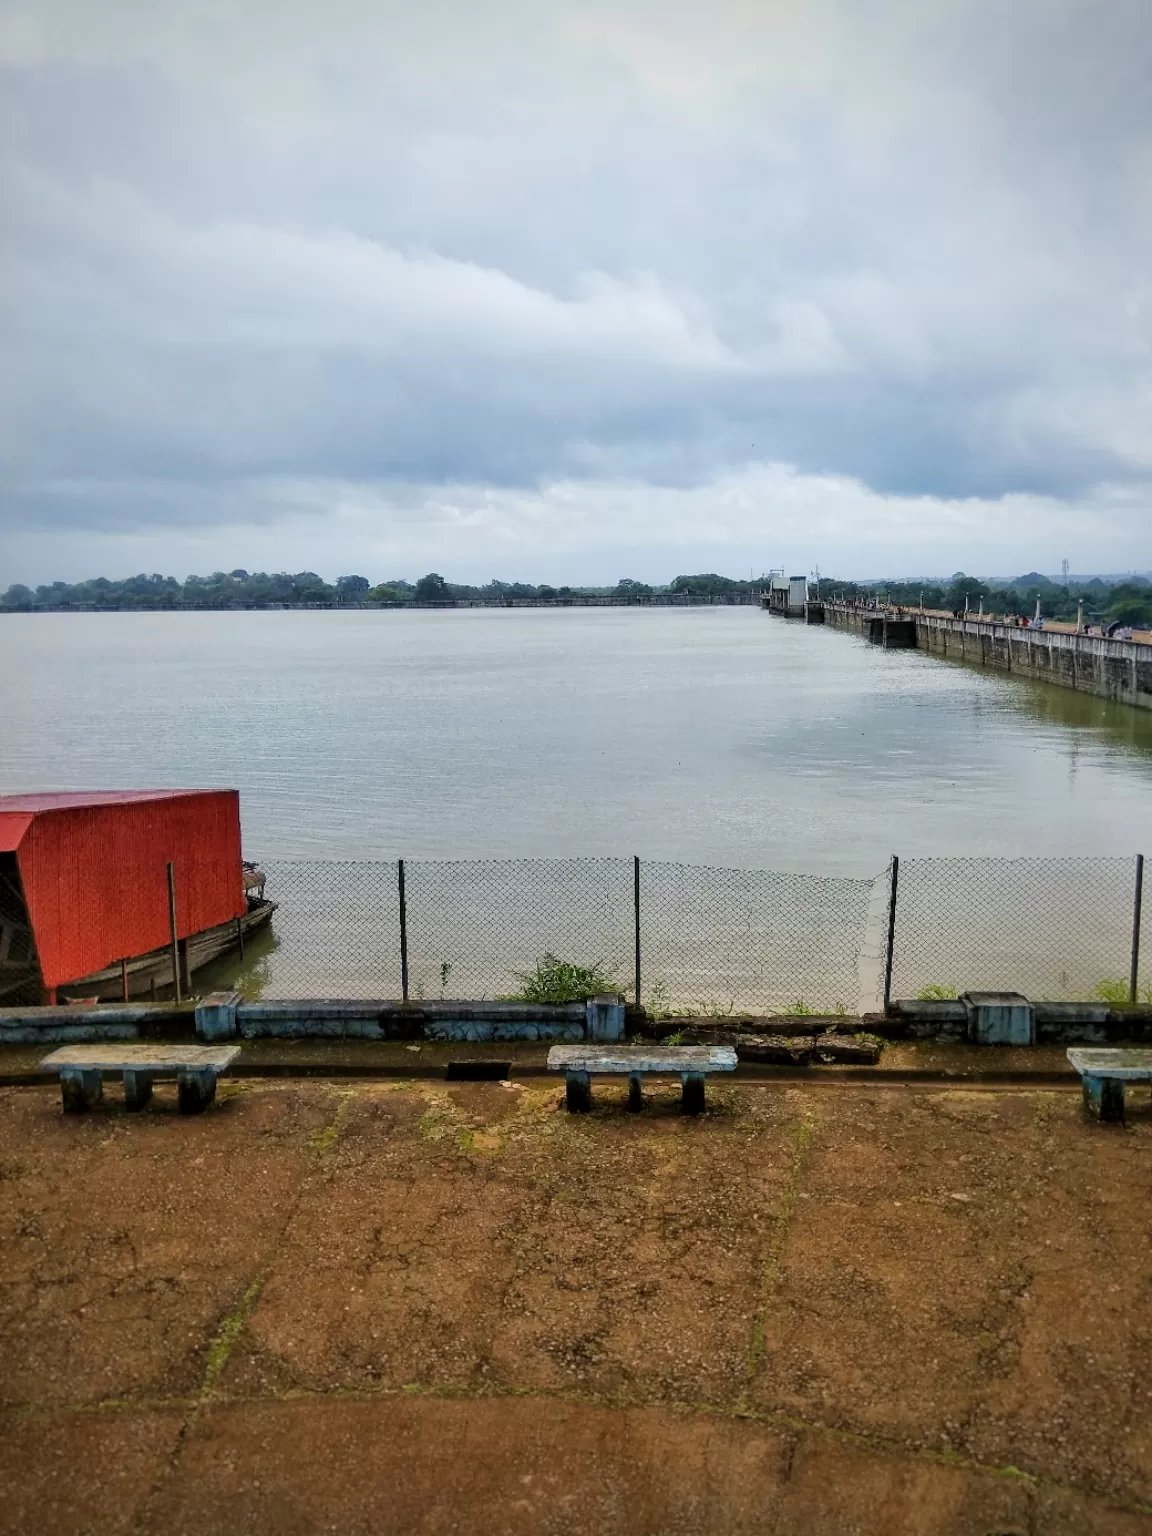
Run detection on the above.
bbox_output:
[0,790,247,994]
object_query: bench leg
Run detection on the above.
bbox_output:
[681,1072,706,1115]
[60,1068,103,1113]
[177,1069,217,1115]
[626,1074,643,1112]
[565,1070,591,1113]
[123,1070,153,1112]
[1082,1074,1125,1122]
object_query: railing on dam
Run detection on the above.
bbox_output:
[190,855,1151,1014]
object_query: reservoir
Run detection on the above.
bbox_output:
[2,606,1151,878]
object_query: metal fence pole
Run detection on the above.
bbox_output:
[398,858,409,1001]
[882,856,899,1015]
[633,855,642,1008]
[166,860,182,1004]
[1130,854,1144,1005]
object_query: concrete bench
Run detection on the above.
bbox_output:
[547,1044,738,1114]
[40,1043,241,1115]
[1067,1048,1152,1122]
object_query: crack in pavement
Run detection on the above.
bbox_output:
[737,1105,814,1414]
[124,1088,356,1533]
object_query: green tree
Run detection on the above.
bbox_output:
[414,572,452,602]
[669,573,750,596]
[1106,584,1152,626]
[336,574,370,602]
[945,573,990,611]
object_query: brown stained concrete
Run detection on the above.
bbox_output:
[0,1083,333,1408]
[0,1077,1150,1534]
[753,1089,1152,1501]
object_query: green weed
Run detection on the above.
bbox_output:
[1095,977,1135,1005]
[509,953,617,1005]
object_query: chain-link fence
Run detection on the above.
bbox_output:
[890,857,1148,1003]
[257,860,403,998]
[638,861,878,1014]
[177,854,1150,1011]
[405,858,634,1003]
[239,857,882,1010]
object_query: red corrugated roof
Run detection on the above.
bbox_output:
[0,813,33,852]
[0,790,221,812]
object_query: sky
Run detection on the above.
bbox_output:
[1,0,1150,587]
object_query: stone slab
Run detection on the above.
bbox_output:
[1067,1048,1152,1080]
[548,1045,737,1074]
[40,1043,241,1074]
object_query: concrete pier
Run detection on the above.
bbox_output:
[823,603,1152,711]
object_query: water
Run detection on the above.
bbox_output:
[2,606,1151,875]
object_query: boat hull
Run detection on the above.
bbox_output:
[56,901,276,1002]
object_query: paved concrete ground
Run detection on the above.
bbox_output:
[1,1075,1149,1534]
[0,1037,1083,1085]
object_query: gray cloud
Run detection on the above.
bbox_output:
[0,0,1150,579]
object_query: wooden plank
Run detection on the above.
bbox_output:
[548,1045,736,1074]
[41,1043,240,1073]
[1067,1048,1152,1080]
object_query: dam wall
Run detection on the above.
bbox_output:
[822,603,1152,711]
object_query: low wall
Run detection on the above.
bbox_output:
[0,1003,193,1045]
[228,999,593,1043]
[0,997,614,1046]
[887,998,1152,1044]
[4,995,1151,1048]
[824,604,1152,710]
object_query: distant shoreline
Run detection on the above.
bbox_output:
[0,593,764,614]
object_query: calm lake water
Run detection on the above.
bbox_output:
[2,606,1151,876]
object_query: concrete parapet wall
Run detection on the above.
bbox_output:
[199,994,624,1044]
[3,995,1149,1048]
[229,998,594,1043]
[0,1003,192,1045]
[824,604,1152,710]
[886,997,1152,1043]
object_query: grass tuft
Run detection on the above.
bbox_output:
[509,954,617,1005]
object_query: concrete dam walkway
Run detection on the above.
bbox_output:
[811,602,1152,712]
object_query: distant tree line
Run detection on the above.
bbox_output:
[822,571,1152,627]
[5,567,1150,624]
[0,569,765,610]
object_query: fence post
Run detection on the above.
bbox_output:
[1130,854,1144,1006]
[398,858,409,1002]
[882,856,899,1016]
[633,855,642,1008]
[166,860,182,1005]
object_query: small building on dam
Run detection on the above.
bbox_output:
[763,575,809,617]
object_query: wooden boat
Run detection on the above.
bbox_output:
[58,880,277,1002]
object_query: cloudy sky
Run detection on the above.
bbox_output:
[2,0,1150,586]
